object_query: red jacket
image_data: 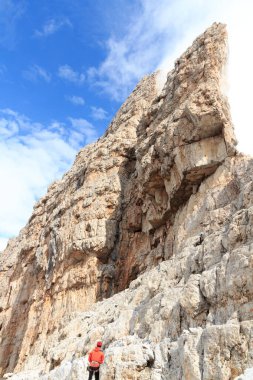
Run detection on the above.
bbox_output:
[88,347,104,368]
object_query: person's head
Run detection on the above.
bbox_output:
[97,341,102,348]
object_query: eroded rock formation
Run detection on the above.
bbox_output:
[1,23,253,380]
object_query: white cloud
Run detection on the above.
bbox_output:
[88,0,230,100]
[23,64,51,82]
[69,117,98,144]
[0,237,8,252]
[35,17,72,37]
[89,0,253,155]
[0,109,98,250]
[58,65,85,85]
[67,95,85,105]
[225,4,253,156]
[91,106,108,120]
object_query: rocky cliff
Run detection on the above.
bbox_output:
[1,23,253,380]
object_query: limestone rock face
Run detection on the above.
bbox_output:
[0,70,158,375]
[1,22,253,380]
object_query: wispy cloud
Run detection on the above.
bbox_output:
[23,64,51,83]
[0,64,7,77]
[0,0,26,49]
[66,95,85,106]
[87,0,253,157]
[69,117,98,144]
[91,106,108,120]
[87,0,234,101]
[0,237,8,252]
[58,65,85,85]
[0,109,98,250]
[35,17,72,37]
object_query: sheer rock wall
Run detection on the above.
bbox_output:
[1,23,253,380]
[0,71,158,375]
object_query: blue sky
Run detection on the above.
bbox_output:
[0,1,123,126]
[0,0,252,250]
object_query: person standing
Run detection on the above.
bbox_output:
[87,341,104,380]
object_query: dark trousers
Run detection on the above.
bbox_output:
[88,369,99,380]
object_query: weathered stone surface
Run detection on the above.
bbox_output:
[2,22,253,380]
[0,68,158,376]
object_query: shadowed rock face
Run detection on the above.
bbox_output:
[113,21,236,292]
[2,23,253,380]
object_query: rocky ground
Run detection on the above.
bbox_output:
[1,23,253,379]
